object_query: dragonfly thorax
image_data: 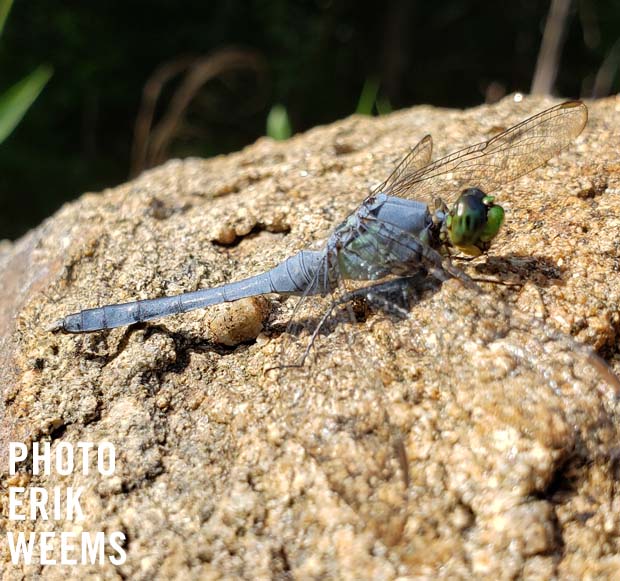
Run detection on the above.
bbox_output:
[443,188,505,256]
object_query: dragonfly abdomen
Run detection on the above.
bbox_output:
[50,249,329,333]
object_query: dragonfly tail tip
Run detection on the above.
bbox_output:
[47,318,65,333]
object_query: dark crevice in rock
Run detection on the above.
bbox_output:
[270,545,293,580]
[146,327,244,374]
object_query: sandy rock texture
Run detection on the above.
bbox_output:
[1,95,620,579]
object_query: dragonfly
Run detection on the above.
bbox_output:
[50,101,590,364]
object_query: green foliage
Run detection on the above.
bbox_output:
[266,104,292,140]
[0,0,51,145]
[356,78,392,116]
[0,65,52,144]
[0,0,12,36]
[356,77,379,115]
[375,96,392,116]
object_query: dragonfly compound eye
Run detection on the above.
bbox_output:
[446,188,504,255]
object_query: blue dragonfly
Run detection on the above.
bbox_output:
[50,101,590,364]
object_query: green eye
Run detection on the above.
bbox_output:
[446,188,504,255]
[447,189,486,246]
[480,204,504,242]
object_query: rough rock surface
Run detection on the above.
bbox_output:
[2,95,620,579]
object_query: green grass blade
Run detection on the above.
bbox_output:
[356,77,380,115]
[376,96,392,116]
[266,104,292,140]
[0,65,52,144]
[0,0,13,37]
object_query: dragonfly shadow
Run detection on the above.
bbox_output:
[274,274,444,343]
[469,253,567,288]
[88,323,241,373]
[276,253,567,354]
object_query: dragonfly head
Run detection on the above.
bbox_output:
[445,188,505,256]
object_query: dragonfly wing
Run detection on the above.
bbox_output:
[369,134,433,197]
[384,101,587,206]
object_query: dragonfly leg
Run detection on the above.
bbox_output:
[297,302,338,368]
[294,275,433,367]
[358,274,431,318]
[469,275,523,288]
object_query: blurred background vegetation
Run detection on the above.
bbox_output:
[1,0,619,240]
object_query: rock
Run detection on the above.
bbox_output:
[1,95,620,579]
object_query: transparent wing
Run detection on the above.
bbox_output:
[371,134,433,195]
[381,101,587,206]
